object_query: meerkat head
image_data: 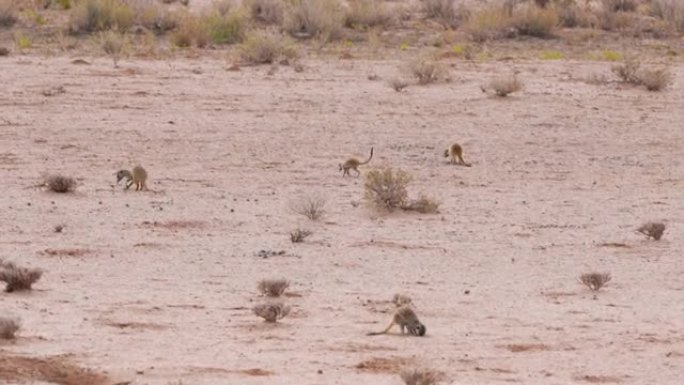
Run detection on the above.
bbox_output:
[413,323,427,336]
[115,170,129,183]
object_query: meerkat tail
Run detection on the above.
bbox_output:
[367,320,394,336]
[359,147,374,165]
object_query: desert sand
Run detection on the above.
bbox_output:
[1,49,683,385]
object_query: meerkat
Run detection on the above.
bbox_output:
[339,147,373,177]
[444,143,471,167]
[392,293,413,308]
[367,305,426,337]
[116,165,148,191]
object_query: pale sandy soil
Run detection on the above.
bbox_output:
[0,52,683,385]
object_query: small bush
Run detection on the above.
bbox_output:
[464,7,514,42]
[0,316,20,339]
[257,278,290,297]
[0,1,17,28]
[578,272,611,291]
[344,0,393,30]
[612,59,641,83]
[239,31,298,65]
[99,30,125,67]
[651,0,684,32]
[636,221,666,240]
[389,77,409,92]
[290,194,326,220]
[512,5,558,37]
[284,0,344,41]
[0,261,43,292]
[135,1,178,34]
[484,74,523,97]
[400,368,443,385]
[253,302,290,323]
[45,175,76,193]
[423,0,468,29]
[246,0,284,24]
[601,0,637,12]
[408,58,447,85]
[364,167,411,211]
[203,9,247,45]
[290,228,312,243]
[171,13,209,48]
[402,195,440,214]
[637,67,673,91]
[69,0,135,33]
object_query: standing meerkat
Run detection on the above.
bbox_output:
[116,165,148,191]
[339,147,373,177]
[367,305,426,337]
[444,143,471,167]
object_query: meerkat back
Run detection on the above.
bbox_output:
[132,165,148,191]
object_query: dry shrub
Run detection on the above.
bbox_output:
[0,316,20,339]
[0,261,43,292]
[284,0,344,41]
[464,7,514,42]
[512,5,558,37]
[344,0,393,30]
[45,175,76,193]
[171,13,209,47]
[0,1,17,28]
[246,0,284,24]
[601,0,638,12]
[578,272,611,291]
[423,0,468,28]
[401,195,440,214]
[637,67,673,91]
[134,0,178,34]
[636,221,666,240]
[555,0,593,28]
[253,302,290,322]
[651,0,684,32]
[290,228,312,243]
[69,0,134,33]
[257,278,290,296]
[202,8,247,44]
[389,77,409,92]
[239,31,298,64]
[290,194,326,220]
[484,74,523,97]
[611,59,641,83]
[99,30,125,67]
[400,368,443,385]
[407,58,448,85]
[364,167,411,211]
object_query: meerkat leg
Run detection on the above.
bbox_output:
[355,167,361,177]
[125,180,133,190]
[367,321,395,336]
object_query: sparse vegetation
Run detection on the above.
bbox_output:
[364,166,411,211]
[578,272,612,291]
[135,1,178,35]
[484,74,523,97]
[400,368,443,385]
[284,0,344,41]
[464,7,514,42]
[389,77,410,92]
[239,31,298,65]
[0,0,17,28]
[0,316,20,339]
[290,194,326,220]
[69,0,135,33]
[401,195,440,214]
[0,261,43,292]
[424,0,467,29]
[512,5,558,38]
[344,0,393,30]
[99,30,125,67]
[45,174,77,193]
[651,0,684,32]
[636,221,666,240]
[290,228,312,243]
[407,57,448,85]
[171,13,209,48]
[246,0,284,25]
[253,302,291,322]
[612,59,641,83]
[601,0,638,12]
[258,278,290,297]
[612,60,673,91]
[203,8,248,45]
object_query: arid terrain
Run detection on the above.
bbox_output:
[1,0,684,385]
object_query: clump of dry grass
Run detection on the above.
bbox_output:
[651,0,684,32]
[511,5,558,37]
[246,0,284,24]
[401,195,440,214]
[69,0,135,33]
[0,0,17,28]
[253,302,291,322]
[601,0,638,12]
[407,58,448,85]
[637,67,673,91]
[636,221,666,240]
[99,30,125,67]
[171,13,209,48]
[464,7,514,42]
[344,0,393,30]
[289,194,326,220]
[364,166,411,211]
[612,59,641,83]
[203,8,248,45]
[0,261,43,292]
[239,31,298,65]
[135,0,178,34]
[423,0,468,28]
[258,278,290,297]
[45,174,76,193]
[0,316,20,339]
[483,74,523,97]
[389,77,409,92]
[284,0,344,41]
[290,228,312,243]
[400,368,443,385]
[578,272,612,291]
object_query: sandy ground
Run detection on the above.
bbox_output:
[0,52,683,385]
